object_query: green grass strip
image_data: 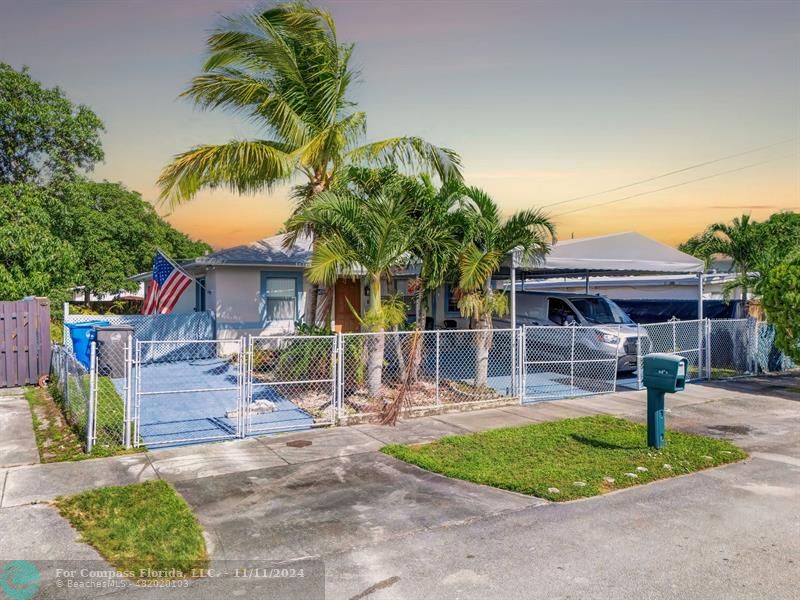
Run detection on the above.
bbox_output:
[54,480,208,579]
[382,415,747,501]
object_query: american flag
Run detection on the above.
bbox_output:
[142,251,193,315]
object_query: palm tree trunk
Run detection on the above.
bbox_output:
[474,279,494,389]
[408,293,426,384]
[366,275,385,398]
[304,284,319,326]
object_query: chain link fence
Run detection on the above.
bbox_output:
[637,319,704,384]
[522,325,622,401]
[339,328,519,422]
[247,335,337,434]
[133,339,244,448]
[47,318,795,452]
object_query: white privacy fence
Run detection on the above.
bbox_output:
[49,318,794,450]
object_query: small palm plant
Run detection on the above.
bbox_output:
[456,188,556,388]
[157,3,461,324]
[679,214,761,307]
[285,188,415,397]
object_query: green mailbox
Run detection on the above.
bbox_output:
[642,353,688,449]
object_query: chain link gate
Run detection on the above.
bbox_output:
[132,339,246,448]
[521,324,621,402]
[245,334,338,435]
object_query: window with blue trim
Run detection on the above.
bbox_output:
[261,272,301,321]
[445,284,460,316]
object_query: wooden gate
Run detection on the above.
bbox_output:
[0,298,51,387]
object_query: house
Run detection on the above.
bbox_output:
[137,230,709,337]
[135,233,366,338]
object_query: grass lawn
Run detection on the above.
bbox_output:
[382,415,747,501]
[54,480,208,579]
[26,382,142,462]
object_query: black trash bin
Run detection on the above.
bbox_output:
[94,325,135,377]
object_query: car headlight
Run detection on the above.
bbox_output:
[596,332,620,344]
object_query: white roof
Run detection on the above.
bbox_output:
[512,232,704,275]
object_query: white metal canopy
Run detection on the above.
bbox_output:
[502,232,706,329]
[509,231,704,275]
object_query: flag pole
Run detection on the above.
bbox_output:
[156,247,206,291]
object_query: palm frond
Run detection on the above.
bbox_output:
[158,140,295,206]
[347,137,463,181]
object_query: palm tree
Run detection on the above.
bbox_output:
[285,188,414,397]
[456,188,556,388]
[680,214,761,308]
[157,3,461,324]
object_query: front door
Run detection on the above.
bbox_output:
[334,279,361,332]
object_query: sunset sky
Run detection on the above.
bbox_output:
[1,0,797,250]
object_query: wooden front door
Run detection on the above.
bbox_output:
[334,279,362,332]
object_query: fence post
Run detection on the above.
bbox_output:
[63,301,69,353]
[570,326,576,396]
[511,327,517,396]
[705,319,712,380]
[435,330,441,407]
[63,344,70,409]
[240,336,248,438]
[123,333,132,449]
[330,334,339,426]
[752,319,760,374]
[87,341,97,453]
[336,333,345,423]
[518,326,525,404]
[612,325,621,392]
[636,324,644,391]
[133,341,141,448]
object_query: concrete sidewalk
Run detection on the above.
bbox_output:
[0,387,39,469]
[0,377,770,508]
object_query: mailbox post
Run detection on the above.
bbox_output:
[642,353,688,449]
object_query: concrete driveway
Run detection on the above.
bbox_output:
[165,374,800,599]
[1,374,797,599]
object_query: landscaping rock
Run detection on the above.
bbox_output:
[604,477,615,484]
[702,455,714,461]
[624,472,638,478]
[636,466,648,472]
[573,481,586,487]
[663,464,673,470]
[547,487,560,494]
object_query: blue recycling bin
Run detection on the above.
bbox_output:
[65,321,110,369]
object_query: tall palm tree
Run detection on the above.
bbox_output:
[157,2,461,323]
[285,188,414,397]
[456,188,556,388]
[680,214,761,307]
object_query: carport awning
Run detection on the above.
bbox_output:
[505,232,704,277]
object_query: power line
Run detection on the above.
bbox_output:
[553,154,793,218]
[541,137,798,210]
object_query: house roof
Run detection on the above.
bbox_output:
[505,231,705,276]
[185,233,313,268]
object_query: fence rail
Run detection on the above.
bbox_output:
[49,318,795,451]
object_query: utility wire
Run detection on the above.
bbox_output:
[554,154,794,217]
[541,137,797,210]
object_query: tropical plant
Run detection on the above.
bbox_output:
[760,254,800,364]
[285,188,415,397]
[157,2,461,324]
[455,188,556,388]
[679,214,761,306]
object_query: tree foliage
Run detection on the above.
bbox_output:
[0,184,78,302]
[760,257,800,363]
[0,63,104,184]
[0,179,210,302]
[679,211,800,301]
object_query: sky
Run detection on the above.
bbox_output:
[1,0,798,249]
